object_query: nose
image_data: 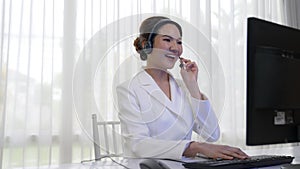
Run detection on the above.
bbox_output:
[169,40,180,54]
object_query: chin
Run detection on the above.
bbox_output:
[166,64,175,70]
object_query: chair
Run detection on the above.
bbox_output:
[92,114,123,160]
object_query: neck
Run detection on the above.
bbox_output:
[145,68,169,82]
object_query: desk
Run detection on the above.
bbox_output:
[44,159,185,169]
[87,146,300,169]
[27,158,294,169]
[14,145,300,169]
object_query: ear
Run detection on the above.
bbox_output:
[140,40,146,49]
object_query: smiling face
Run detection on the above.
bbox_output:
[146,23,183,71]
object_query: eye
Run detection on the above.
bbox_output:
[163,38,171,42]
[177,41,182,45]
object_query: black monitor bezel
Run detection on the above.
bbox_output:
[246,17,300,146]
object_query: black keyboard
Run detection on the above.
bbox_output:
[182,155,294,169]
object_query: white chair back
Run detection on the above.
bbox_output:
[92,114,123,160]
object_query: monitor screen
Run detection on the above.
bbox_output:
[246,17,300,145]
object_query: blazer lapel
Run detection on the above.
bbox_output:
[137,70,183,116]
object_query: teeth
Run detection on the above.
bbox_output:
[165,54,176,58]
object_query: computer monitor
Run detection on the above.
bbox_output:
[246,17,300,146]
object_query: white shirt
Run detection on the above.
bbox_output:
[116,69,220,159]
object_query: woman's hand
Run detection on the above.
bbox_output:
[179,57,198,83]
[179,57,203,99]
[183,142,249,160]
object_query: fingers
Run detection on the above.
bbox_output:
[222,147,248,159]
[198,143,249,160]
[217,146,249,160]
[179,57,198,71]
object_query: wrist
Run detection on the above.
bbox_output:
[183,141,197,157]
[199,92,206,100]
[185,83,201,99]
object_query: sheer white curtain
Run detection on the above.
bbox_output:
[0,0,292,168]
[283,0,300,29]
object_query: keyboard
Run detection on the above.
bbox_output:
[182,155,294,169]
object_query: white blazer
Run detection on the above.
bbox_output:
[116,69,220,159]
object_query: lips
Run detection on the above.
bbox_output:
[165,54,177,59]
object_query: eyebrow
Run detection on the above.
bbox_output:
[160,34,182,41]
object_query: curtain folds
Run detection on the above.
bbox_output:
[0,0,297,168]
[283,0,300,29]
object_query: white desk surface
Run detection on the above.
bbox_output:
[13,145,300,169]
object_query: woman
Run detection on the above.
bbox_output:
[116,16,248,160]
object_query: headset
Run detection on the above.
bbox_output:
[140,18,174,60]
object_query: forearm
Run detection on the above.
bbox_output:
[184,81,204,100]
[190,97,220,141]
[183,142,215,158]
[123,134,190,159]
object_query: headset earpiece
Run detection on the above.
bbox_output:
[140,50,148,60]
[137,40,148,60]
[143,40,153,54]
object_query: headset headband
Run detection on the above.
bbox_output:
[147,19,172,43]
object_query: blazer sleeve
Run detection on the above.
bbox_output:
[190,96,220,142]
[116,82,191,160]
[175,79,220,142]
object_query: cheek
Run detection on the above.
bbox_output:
[153,39,170,49]
[156,41,169,49]
[179,47,183,55]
